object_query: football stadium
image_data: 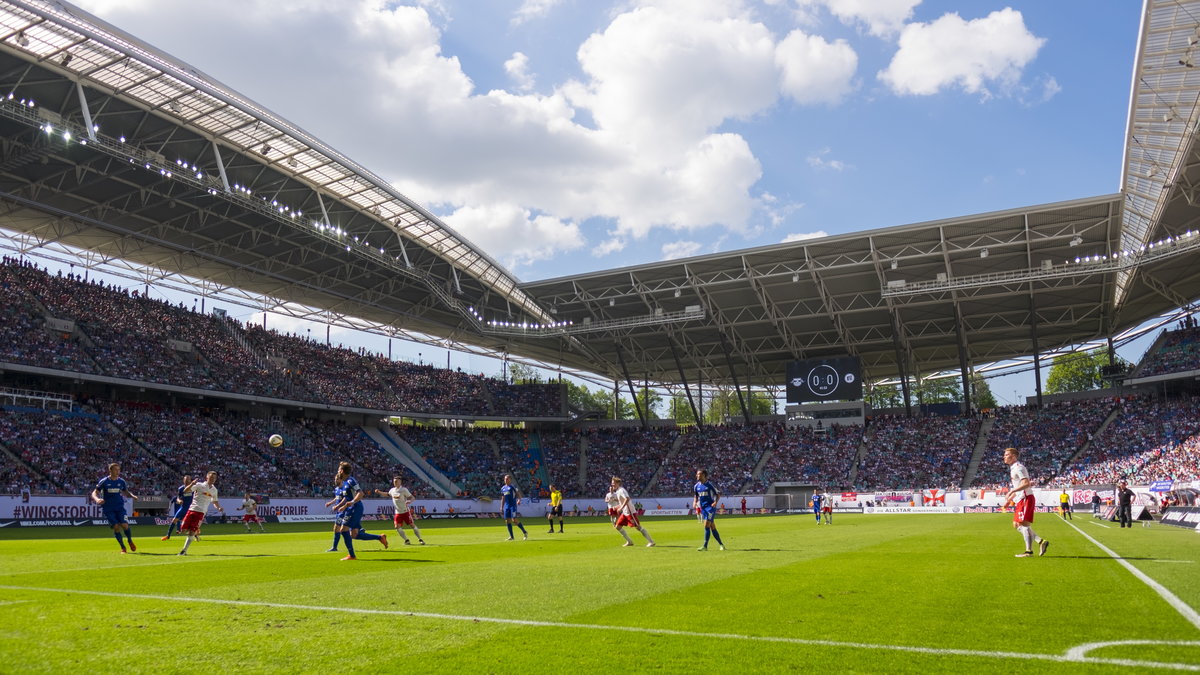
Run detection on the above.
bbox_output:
[0,1,1198,672]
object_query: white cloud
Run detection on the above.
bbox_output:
[505,52,536,92]
[512,0,563,25]
[806,147,848,171]
[807,0,921,38]
[593,237,627,257]
[775,30,857,104]
[878,8,1046,97]
[782,230,828,243]
[71,0,856,272]
[443,203,584,269]
[661,240,703,260]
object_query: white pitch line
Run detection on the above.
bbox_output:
[1064,519,1200,632]
[0,550,331,578]
[1089,521,1112,529]
[0,585,1198,671]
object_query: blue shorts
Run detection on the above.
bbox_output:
[699,506,716,522]
[103,507,128,526]
[503,506,519,520]
[341,505,364,530]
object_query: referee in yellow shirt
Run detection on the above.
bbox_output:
[547,485,564,533]
[1058,490,1072,520]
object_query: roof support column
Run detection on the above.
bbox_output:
[615,344,647,428]
[719,333,751,425]
[1029,293,1044,407]
[955,315,971,417]
[669,337,702,429]
[74,82,95,141]
[891,312,912,418]
[210,141,231,193]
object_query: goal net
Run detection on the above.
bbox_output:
[761,493,794,513]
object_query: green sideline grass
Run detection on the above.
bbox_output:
[0,514,1197,673]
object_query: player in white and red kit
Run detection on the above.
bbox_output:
[178,471,224,555]
[1004,447,1049,558]
[604,488,621,525]
[610,476,655,547]
[375,476,425,545]
[237,493,265,533]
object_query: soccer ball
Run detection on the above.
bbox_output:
[268,434,284,448]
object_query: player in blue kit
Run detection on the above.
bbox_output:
[812,490,824,525]
[501,474,528,541]
[161,474,193,540]
[332,462,387,560]
[693,469,725,551]
[90,462,139,553]
[325,481,347,552]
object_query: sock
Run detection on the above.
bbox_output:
[619,529,633,544]
[181,535,193,553]
[124,528,133,543]
[113,531,125,548]
[506,523,514,538]
[703,529,711,546]
[165,522,176,537]
[1019,526,1033,551]
[638,526,655,544]
[411,524,422,539]
[355,531,382,541]
[1030,528,1042,544]
[330,531,340,550]
[341,531,355,556]
[398,529,410,543]
[711,528,724,546]
[517,522,527,534]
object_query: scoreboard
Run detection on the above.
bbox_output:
[785,356,862,403]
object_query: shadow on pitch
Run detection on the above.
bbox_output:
[354,557,442,563]
[1051,555,1160,561]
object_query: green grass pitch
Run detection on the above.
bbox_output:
[0,513,1198,673]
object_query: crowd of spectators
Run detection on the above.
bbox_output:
[1136,324,1200,378]
[0,259,562,417]
[856,415,980,491]
[582,427,678,496]
[972,398,1115,488]
[651,423,780,496]
[395,426,505,498]
[1053,395,1200,485]
[749,423,862,492]
[0,406,174,495]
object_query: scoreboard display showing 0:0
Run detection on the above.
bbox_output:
[785,356,862,403]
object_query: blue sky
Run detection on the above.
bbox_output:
[54,0,1155,403]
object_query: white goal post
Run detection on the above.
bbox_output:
[761,493,793,512]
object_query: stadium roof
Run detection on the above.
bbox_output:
[0,0,1199,398]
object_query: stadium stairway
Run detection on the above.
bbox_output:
[640,433,685,497]
[847,435,869,486]
[960,416,996,487]
[576,433,589,493]
[364,426,456,498]
[1128,330,1174,378]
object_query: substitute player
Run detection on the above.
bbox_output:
[91,462,138,553]
[333,461,387,560]
[237,492,266,533]
[376,476,425,545]
[178,471,224,555]
[693,469,726,551]
[501,474,528,541]
[1003,447,1049,557]
[611,477,655,547]
[161,474,192,540]
[546,484,564,533]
